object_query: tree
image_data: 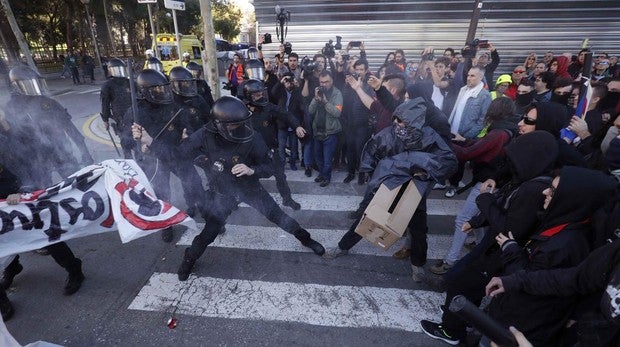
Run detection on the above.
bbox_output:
[212,0,241,41]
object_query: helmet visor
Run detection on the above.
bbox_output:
[12,78,49,96]
[246,66,265,81]
[147,85,173,104]
[250,89,269,106]
[109,65,127,78]
[216,118,254,143]
[147,62,163,72]
[171,79,197,97]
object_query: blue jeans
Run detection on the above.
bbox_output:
[313,134,338,181]
[277,129,299,163]
[303,141,314,168]
[445,182,486,265]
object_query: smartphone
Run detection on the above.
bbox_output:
[477,39,489,48]
[349,41,362,48]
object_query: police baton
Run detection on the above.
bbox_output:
[151,108,184,143]
[104,119,122,157]
[127,58,143,161]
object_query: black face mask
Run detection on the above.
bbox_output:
[516,91,535,105]
[550,93,571,106]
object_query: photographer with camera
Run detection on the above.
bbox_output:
[301,54,327,101]
[308,71,343,187]
[271,72,306,171]
[342,59,375,184]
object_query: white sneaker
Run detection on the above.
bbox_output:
[323,247,349,260]
[445,187,456,198]
[411,264,425,282]
[458,181,466,188]
[433,182,447,190]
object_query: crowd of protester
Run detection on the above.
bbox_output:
[246,41,620,346]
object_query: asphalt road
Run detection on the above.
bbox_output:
[2,73,470,346]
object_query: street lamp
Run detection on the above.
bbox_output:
[80,0,104,76]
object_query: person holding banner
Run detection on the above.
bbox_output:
[123,69,206,240]
[132,96,326,281]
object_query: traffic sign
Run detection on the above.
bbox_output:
[164,0,185,11]
[137,0,157,3]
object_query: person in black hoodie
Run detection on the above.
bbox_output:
[486,238,620,346]
[485,166,617,346]
[421,131,559,346]
[518,102,587,168]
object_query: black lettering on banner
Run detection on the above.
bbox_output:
[115,159,139,179]
[31,200,66,241]
[0,210,33,234]
[59,191,105,225]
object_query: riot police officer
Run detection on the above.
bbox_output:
[185,61,215,107]
[242,79,305,210]
[100,58,133,158]
[145,56,164,73]
[122,69,206,241]
[4,65,93,186]
[132,96,325,281]
[169,66,211,130]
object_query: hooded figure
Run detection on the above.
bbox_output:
[555,55,572,79]
[528,102,586,168]
[488,166,617,345]
[406,84,452,142]
[359,97,457,189]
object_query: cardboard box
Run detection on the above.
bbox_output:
[355,179,423,250]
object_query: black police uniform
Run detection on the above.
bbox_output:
[101,77,133,157]
[173,93,211,131]
[176,96,325,281]
[123,100,205,214]
[196,79,215,107]
[251,102,302,209]
[4,94,94,186]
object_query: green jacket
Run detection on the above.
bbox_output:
[309,87,343,137]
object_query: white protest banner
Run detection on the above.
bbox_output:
[0,159,196,258]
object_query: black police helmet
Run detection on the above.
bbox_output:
[9,64,49,96]
[244,58,265,81]
[107,58,127,78]
[169,66,197,97]
[242,78,268,107]
[247,47,259,59]
[209,96,254,143]
[146,57,164,72]
[136,69,173,104]
[185,61,203,79]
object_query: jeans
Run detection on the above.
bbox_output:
[445,182,486,265]
[277,129,299,163]
[345,124,371,174]
[303,141,314,168]
[313,134,338,181]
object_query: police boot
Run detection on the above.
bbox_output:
[177,249,196,281]
[293,229,325,256]
[1,257,23,289]
[0,290,14,322]
[282,196,301,211]
[161,227,174,243]
[63,259,85,296]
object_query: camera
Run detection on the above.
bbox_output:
[316,86,326,97]
[421,51,435,61]
[263,33,272,44]
[349,41,362,48]
[301,56,317,74]
[284,42,292,55]
[322,39,336,59]
[477,39,489,48]
[348,72,359,79]
[462,39,480,59]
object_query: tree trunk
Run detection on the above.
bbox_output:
[0,0,38,72]
[65,0,75,50]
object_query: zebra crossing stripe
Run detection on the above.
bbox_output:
[177,224,453,260]
[128,272,445,332]
[242,193,464,215]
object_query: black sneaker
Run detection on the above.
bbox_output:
[420,320,460,345]
[1,262,23,290]
[304,167,312,177]
[63,271,85,296]
[314,175,325,183]
[283,198,301,210]
[319,179,330,187]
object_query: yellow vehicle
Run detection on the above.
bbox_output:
[148,33,203,74]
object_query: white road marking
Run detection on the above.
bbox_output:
[77,88,100,94]
[177,224,454,260]
[128,273,445,332]
[241,193,464,215]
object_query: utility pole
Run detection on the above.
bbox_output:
[0,0,38,72]
[199,0,220,99]
[465,0,483,44]
[103,0,117,56]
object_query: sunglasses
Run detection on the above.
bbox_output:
[521,115,537,125]
[513,70,525,73]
